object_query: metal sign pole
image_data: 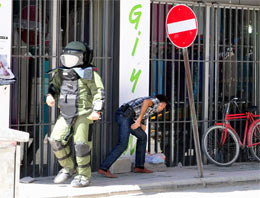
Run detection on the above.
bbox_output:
[183,48,204,178]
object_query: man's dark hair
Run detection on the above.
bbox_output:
[155,94,169,104]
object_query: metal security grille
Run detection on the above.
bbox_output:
[149,1,260,167]
[10,0,116,177]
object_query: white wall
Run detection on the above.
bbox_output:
[119,0,150,105]
[119,0,150,158]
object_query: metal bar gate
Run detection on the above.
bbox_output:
[149,0,260,167]
[10,0,116,177]
[9,0,260,178]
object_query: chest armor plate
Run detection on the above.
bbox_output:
[59,69,80,124]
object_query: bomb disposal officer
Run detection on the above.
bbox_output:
[46,41,104,187]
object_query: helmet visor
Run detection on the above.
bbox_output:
[60,54,81,68]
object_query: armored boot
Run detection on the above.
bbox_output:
[54,168,76,184]
[71,175,90,187]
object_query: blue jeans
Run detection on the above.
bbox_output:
[100,109,147,170]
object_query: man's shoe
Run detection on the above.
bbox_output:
[71,175,90,188]
[54,168,75,184]
[133,167,153,173]
[98,168,118,178]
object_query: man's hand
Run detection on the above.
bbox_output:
[88,111,101,120]
[46,94,55,107]
[140,124,146,131]
[131,121,141,130]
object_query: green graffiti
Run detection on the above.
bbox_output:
[0,4,2,8]
[130,137,136,155]
[123,136,137,155]
[129,5,142,56]
[132,31,141,56]
[132,37,139,56]
[130,68,142,93]
[129,4,142,30]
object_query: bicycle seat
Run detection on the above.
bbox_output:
[246,106,258,113]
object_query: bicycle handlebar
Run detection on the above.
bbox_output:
[230,98,246,103]
[224,98,246,115]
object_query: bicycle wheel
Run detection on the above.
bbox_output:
[202,125,240,166]
[249,120,260,161]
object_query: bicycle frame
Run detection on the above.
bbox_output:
[215,112,260,148]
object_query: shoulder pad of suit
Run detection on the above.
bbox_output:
[83,67,93,80]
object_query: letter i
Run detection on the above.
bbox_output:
[131,31,141,56]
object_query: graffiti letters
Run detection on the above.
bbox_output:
[129,4,143,94]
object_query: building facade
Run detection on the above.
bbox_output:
[4,0,260,177]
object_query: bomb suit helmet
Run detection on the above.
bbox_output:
[60,41,93,68]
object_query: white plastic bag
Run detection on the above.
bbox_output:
[145,153,165,164]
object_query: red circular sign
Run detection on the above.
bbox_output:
[166,5,198,48]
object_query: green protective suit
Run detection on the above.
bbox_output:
[48,68,104,179]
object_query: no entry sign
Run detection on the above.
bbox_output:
[166,5,204,178]
[166,5,198,48]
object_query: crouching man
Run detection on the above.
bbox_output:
[98,95,168,178]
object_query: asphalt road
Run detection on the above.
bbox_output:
[104,182,260,198]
